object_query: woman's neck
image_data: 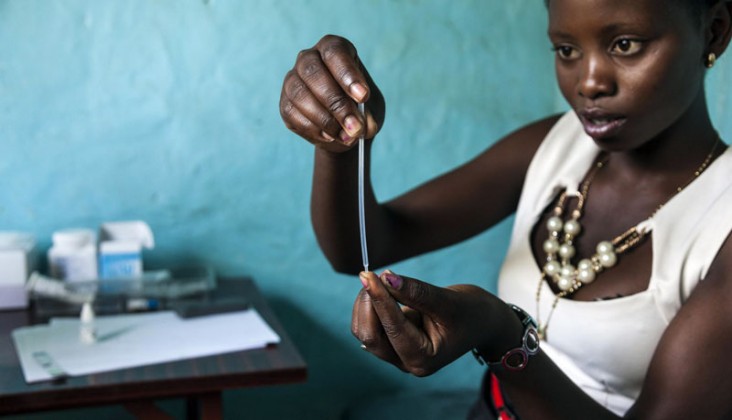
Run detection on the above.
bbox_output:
[604,90,720,185]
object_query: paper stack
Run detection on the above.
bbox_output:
[12,309,280,383]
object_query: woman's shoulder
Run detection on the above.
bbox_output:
[472,112,567,174]
[515,111,599,194]
[498,112,567,150]
[490,111,589,174]
[527,110,592,160]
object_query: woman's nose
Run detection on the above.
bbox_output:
[578,56,616,100]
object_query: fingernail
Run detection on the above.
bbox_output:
[382,271,402,290]
[321,130,336,142]
[359,272,369,289]
[344,115,362,137]
[350,83,367,101]
[340,130,354,145]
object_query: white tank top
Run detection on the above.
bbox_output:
[497,112,732,415]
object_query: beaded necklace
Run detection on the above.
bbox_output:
[535,137,722,341]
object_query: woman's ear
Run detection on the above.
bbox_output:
[706,1,732,59]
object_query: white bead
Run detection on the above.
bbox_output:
[564,220,582,236]
[543,239,559,254]
[544,260,561,276]
[599,251,617,268]
[547,216,563,233]
[578,269,596,284]
[577,259,593,272]
[558,244,575,259]
[560,264,576,279]
[596,241,614,255]
[557,276,573,291]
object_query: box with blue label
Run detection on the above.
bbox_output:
[98,221,154,279]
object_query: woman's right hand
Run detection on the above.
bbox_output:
[280,35,385,152]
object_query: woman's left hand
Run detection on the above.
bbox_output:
[352,270,513,376]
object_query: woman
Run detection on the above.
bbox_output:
[279,0,732,417]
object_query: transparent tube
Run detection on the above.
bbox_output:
[357,102,369,272]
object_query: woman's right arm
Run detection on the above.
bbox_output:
[280,35,558,274]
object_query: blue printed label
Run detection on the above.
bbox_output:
[99,253,142,279]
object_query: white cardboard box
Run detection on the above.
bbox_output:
[0,232,36,309]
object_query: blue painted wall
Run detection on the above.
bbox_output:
[2,1,730,419]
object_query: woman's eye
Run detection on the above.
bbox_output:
[553,45,579,60]
[611,39,643,56]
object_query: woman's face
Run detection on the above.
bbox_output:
[548,0,708,150]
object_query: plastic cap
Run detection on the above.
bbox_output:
[80,301,95,323]
[99,221,154,249]
[52,229,96,248]
[0,232,35,250]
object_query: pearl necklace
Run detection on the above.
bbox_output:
[535,138,722,341]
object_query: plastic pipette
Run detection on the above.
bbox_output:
[357,102,370,272]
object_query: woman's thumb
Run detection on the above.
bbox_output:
[379,270,441,315]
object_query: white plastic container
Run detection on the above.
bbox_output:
[48,229,98,282]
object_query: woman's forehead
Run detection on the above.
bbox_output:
[547,0,691,35]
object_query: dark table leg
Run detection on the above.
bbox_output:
[186,392,222,420]
[124,400,174,419]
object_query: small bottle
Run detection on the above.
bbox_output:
[48,228,98,282]
[79,301,97,344]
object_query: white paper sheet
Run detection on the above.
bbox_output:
[12,309,280,383]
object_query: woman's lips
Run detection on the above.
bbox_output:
[579,111,627,139]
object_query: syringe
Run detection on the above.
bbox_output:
[357,102,370,272]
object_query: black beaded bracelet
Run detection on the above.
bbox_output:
[472,304,540,372]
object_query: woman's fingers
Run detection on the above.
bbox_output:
[351,287,407,371]
[280,35,384,147]
[281,69,344,144]
[315,35,369,103]
[295,37,368,142]
[359,272,438,376]
[379,270,448,320]
[280,79,355,152]
[354,271,500,377]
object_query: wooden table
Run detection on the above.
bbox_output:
[0,278,307,419]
